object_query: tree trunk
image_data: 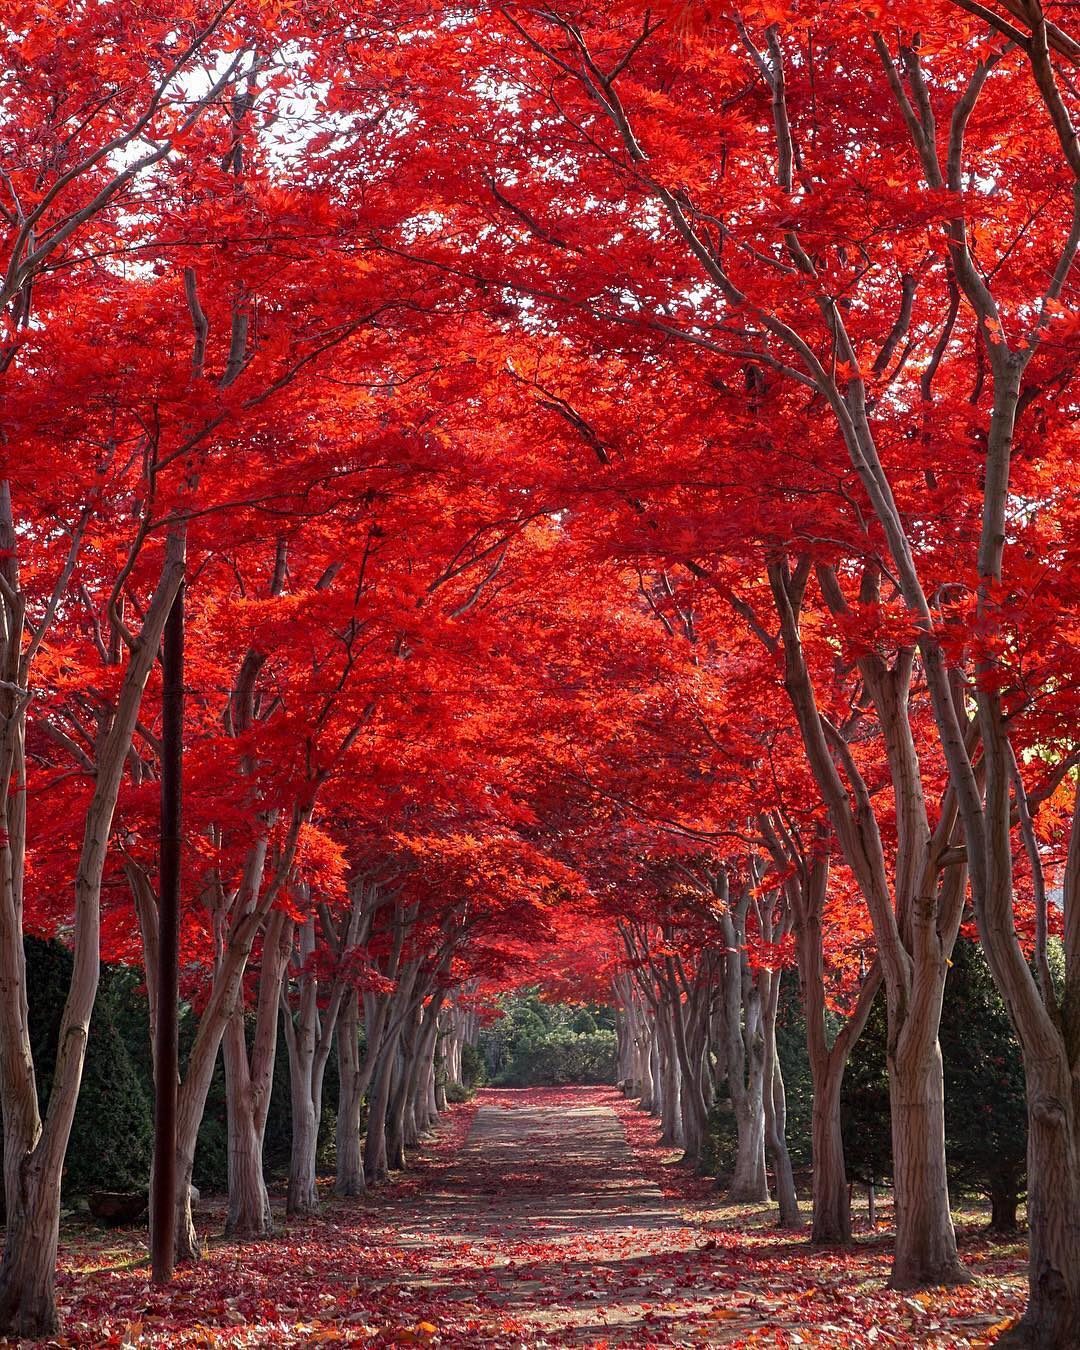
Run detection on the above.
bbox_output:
[287,1081,319,1217]
[639,1009,657,1112]
[411,1000,443,1132]
[282,915,338,1219]
[810,1054,852,1244]
[729,1084,768,1203]
[654,1005,683,1146]
[989,1182,1020,1235]
[887,1035,967,1288]
[364,1035,397,1184]
[422,1053,438,1125]
[996,1052,1080,1347]
[972,715,1080,1345]
[762,972,801,1228]
[780,838,881,1245]
[722,901,769,1203]
[335,993,366,1197]
[434,1020,449,1113]
[173,1151,200,1264]
[0,1160,62,1337]
[387,1009,418,1170]
[223,1008,273,1239]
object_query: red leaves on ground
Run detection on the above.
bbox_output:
[48,1089,1025,1348]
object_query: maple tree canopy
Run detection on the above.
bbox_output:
[0,0,1077,1343]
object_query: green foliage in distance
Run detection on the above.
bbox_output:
[460,1042,487,1088]
[480,990,617,1086]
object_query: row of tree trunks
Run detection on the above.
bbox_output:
[133,854,466,1263]
[613,813,906,1247]
[437,1001,472,1106]
[615,893,801,1230]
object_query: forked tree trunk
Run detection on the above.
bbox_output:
[223,1008,274,1238]
[283,915,345,1218]
[769,562,968,1285]
[772,831,881,1246]
[223,910,292,1238]
[661,958,709,1165]
[138,819,306,1261]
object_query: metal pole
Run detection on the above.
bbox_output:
[151,580,183,1284]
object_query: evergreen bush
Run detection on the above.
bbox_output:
[494,1028,617,1086]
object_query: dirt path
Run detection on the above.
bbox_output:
[382,1088,742,1345]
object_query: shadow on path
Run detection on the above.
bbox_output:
[380,1090,758,1345]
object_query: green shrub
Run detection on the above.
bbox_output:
[445,1081,473,1103]
[460,1042,487,1088]
[842,937,1028,1224]
[494,1028,617,1087]
[66,968,153,1196]
[571,1008,598,1034]
[940,939,1027,1229]
[12,939,154,1199]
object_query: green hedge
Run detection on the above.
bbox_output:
[15,938,153,1200]
[841,937,1028,1226]
[494,1029,617,1087]
[5,937,340,1202]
